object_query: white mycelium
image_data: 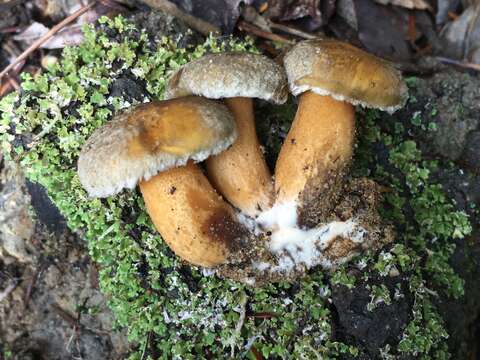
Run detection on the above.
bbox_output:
[238,201,368,274]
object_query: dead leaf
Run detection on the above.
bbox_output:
[12,7,101,49]
[264,0,335,31]
[374,0,431,10]
[440,3,480,63]
[170,0,254,33]
[436,0,461,25]
[13,22,50,44]
[266,0,321,21]
[336,0,358,30]
[354,0,412,61]
[241,4,272,31]
[13,22,84,49]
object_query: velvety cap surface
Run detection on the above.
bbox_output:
[78,96,236,197]
[283,39,408,113]
[165,52,288,104]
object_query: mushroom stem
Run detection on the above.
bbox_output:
[139,161,248,267]
[206,97,274,217]
[274,91,355,222]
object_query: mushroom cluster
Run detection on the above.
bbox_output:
[78,39,407,285]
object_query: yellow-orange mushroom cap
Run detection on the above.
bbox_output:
[78,96,237,198]
[276,38,407,220]
[283,38,408,113]
[77,96,245,268]
[165,52,289,217]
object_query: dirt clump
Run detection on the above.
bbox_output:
[0,160,129,360]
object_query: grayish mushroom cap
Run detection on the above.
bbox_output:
[283,39,408,113]
[78,96,237,198]
[165,52,288,104]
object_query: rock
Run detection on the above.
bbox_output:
[439,4,480,62]
[461,130,480,172]
[109,75,148,104]
[0,228,130,359]
[406,71,480,161]
[0,159,35,263]
[128,10,203,48]
[331,276,412,357]
[379,69,480,359]
[433,167,480,215]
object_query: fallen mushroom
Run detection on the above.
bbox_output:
[275,39,408,225]
[78,96,250,267]
[165,52,288,217]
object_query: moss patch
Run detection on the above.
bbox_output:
[0,16,472,359]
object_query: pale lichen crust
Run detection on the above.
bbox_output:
[164,52,289,104]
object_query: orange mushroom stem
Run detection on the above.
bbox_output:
[206,97,274,217]
[140,161,248,267]
[275,92,355,217]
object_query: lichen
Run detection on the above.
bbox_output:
[0,15,472,359]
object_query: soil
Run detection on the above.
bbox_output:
[0,160,130,360]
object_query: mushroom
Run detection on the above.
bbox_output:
[275,39,408,223]
[78,96,249,267]
[165,52,288,217]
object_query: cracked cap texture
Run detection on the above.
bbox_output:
[165,52,288,104]
[283,39,408,113]
[78,96,236,197]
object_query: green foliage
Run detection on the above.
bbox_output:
[2,346,13,359]
[397,276,450,358]
[0,15,471,359]
[367,284,392,311]
[353,101,472,357]
[330,265,356,289]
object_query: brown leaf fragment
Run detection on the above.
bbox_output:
[169,0,254,33]
[440,3,480,62]
[354,0,412,62]
[374,0,430,10]
[266,0,321,21]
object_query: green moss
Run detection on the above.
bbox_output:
[353,103,471,357]
[0,15,472,359]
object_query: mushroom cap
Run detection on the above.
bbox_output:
[78,96,237,197]
[165,52,288,104]
[283,39,408,113]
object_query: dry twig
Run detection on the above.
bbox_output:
[0,1,96,81]
[51,303,81,328]
[139,0,220,36]
[247,311,277,319]
[436,56,480,71]
[140,331,152,360]
[250,346,263,360]
[0,281,18,303]
[7,76,20,91]
[238,21,294,44]
[269,22,316,40]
